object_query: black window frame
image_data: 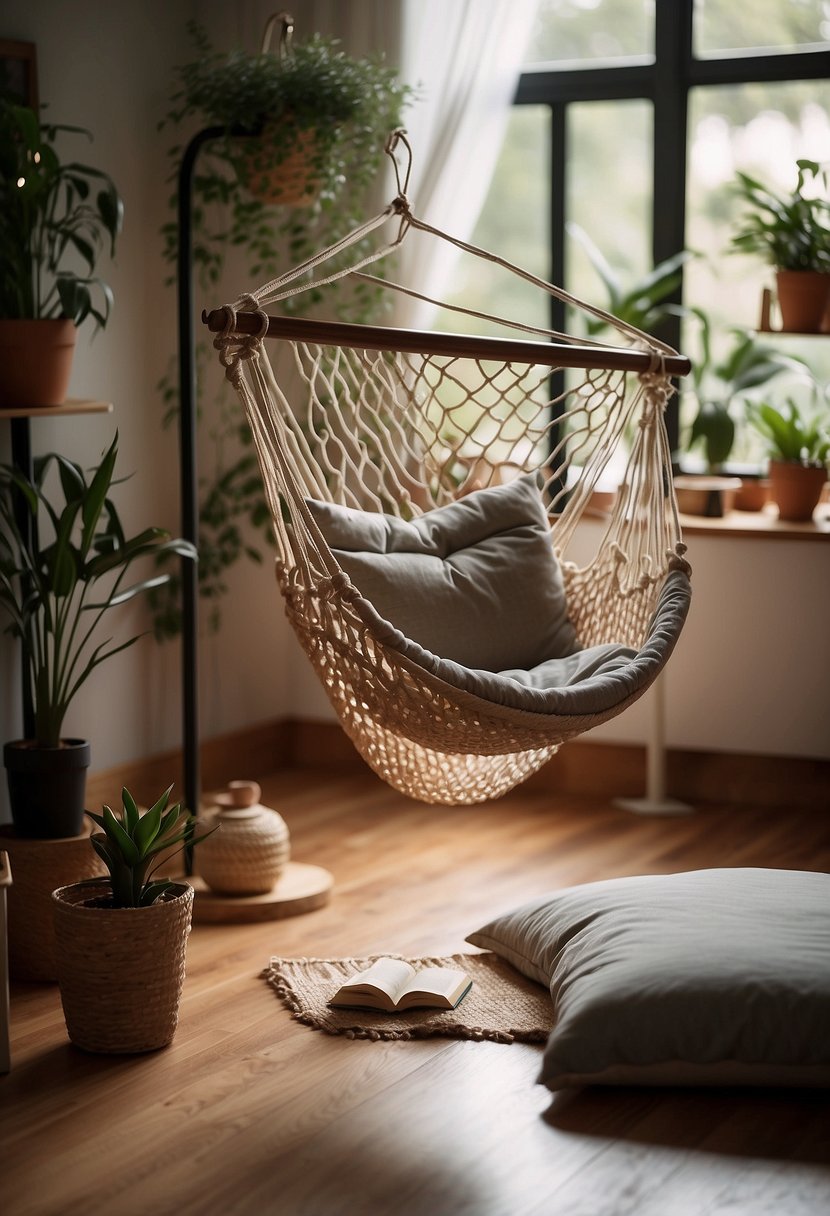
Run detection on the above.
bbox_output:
[514,0,830,452]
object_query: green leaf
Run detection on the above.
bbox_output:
[54,456,86,505]
[138,880,174,907]
[121,787,140,833]
[80,434,118,557]
[90,834,118,871]
[102,805,141,865]
[135,802,164,857]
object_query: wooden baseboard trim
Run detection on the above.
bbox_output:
[86,719,293,811]
[88,717,828,812]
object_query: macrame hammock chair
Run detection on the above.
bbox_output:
[205,132,693,806]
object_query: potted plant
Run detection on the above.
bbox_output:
[0,433,197,838]
[166,17,410,209]
[746,397,829,522]
[679,323,807,514]
[0,99,123,407]
[730,159,830,333]
[52,785,211,1053]
[151,17,411,637]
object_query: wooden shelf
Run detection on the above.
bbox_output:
[1,398,113,419]
[679,505,830,542]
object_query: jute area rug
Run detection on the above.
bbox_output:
[262,952,554,1043]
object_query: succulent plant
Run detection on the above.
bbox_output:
[87,785,213,907]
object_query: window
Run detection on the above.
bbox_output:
[443,0,830,458]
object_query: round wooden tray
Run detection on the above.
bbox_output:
[190,861,333,923]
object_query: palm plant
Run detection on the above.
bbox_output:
[0,433,196,748]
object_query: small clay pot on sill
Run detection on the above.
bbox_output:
[775,269,830,334]
[768,460,827,522]
[733,477,771,512]
[673,475,742,518]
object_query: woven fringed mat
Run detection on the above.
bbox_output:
[261,951,554,1043]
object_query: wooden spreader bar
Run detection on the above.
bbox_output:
[202,310,692,377]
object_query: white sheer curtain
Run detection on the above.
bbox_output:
[393,0,540,327]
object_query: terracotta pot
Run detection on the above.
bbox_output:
[0,319,77,408]
[236,123,323,206]
[53,880,194,1053]
[673,475,742,518]
[0,823,105,982]
[775,270,830,334]
[733,478,771,512]
[768,460,827,522]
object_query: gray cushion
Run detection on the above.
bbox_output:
[307,475,577,671]
[467,868,830,1089]
[351,567,690,717]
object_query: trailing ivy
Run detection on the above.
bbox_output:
[152,21,411,637]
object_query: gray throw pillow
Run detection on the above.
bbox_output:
[467,868,830,1089]
[306,475,577,671]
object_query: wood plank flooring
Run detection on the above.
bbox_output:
[2,767,829,1216]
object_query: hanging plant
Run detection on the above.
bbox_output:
[153,18,412,637]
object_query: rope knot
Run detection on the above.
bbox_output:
[392,193,411,218]
[211,298,269,383]
[322,571,360,603]
[668,543,692,577]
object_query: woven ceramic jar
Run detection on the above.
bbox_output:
[197,780,291,896]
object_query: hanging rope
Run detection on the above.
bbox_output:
[205,133,692,804]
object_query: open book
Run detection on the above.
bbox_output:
[329,958,472,1013]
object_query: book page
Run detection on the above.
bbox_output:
[335,958,415,1003]
[398,966,468,1000]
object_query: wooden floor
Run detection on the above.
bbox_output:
[3,767,830,1216]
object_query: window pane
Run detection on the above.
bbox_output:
[436,106,550,339]
[684,80,830,463]
[524,0,654,66]
[567,100,653,304]
[695,0,830,56]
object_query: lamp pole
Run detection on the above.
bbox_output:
[176,125,224,844]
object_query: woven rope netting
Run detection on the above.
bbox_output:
[208,133,691,804]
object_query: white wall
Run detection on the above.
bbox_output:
[1,2,826,832]
[588,531,830,759]
[0,0,298,822]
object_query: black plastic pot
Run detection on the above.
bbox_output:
[3,739,91,839]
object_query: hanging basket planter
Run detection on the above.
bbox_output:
[235,121,324,206]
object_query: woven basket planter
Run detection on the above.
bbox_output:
[235,123,323,206]
[52,880,194,1053]
[0,825,105,982]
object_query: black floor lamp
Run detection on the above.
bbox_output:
[176,124,224,832]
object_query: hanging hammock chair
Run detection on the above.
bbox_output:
[205,132,693,805]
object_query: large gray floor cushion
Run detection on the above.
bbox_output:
[467,868,830,1089]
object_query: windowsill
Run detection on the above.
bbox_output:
[678,504,830,542]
